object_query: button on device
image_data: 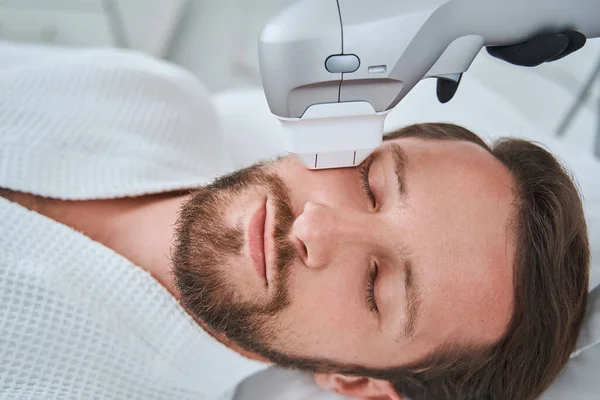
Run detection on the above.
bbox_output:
[325,54,360,73]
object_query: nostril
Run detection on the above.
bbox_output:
[295,238,309,263]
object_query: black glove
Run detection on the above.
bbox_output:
[436,31,587,103]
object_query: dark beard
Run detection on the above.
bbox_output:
[172,163,297,355]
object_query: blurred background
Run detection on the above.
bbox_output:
[0,0,599,156]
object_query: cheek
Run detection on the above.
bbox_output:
[270,157,361,208]
[271,261,375,357]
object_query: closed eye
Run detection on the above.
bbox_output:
[367,262,378,313]
[359,158,376,208]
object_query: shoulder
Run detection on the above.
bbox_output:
[0,47,216,123]
[0,48,232,199]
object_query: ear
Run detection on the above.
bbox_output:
[314,373,403,400]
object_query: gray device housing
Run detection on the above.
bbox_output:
[259,0,600,119]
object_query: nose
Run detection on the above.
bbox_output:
[291,201,371,268]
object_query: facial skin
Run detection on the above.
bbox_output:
[173,136,516,372]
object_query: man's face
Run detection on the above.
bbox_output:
[173,136,516,370]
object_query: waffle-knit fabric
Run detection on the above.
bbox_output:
[0,47,234,199]
[0,48,268,399]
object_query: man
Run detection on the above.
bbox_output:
[172,123,589,400]
[0,42,590,400]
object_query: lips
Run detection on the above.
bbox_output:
[248,199,267,282]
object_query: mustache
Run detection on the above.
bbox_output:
[209,165,298,279]
[173,163,298,329]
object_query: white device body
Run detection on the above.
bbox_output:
[259,0,600,169]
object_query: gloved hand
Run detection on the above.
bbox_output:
[436,31,587,103]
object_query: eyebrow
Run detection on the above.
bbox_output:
[387,143,409,204]
[385,144,421,339]
[403,260,420,338]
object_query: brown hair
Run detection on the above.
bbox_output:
[362,123,590,400]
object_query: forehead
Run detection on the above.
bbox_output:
[382,136,516,346]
